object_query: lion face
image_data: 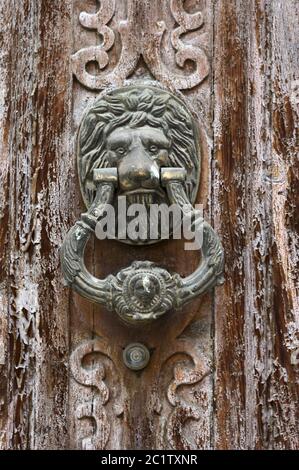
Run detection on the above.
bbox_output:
[77,83,200,243]
[106,125,171,206]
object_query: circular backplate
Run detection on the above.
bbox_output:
[77,81,201,244]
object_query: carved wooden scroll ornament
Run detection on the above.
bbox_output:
[72,0,209,90]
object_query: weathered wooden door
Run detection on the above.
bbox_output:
[0,0,298,450]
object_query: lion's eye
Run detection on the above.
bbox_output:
[149,145,158,153]
[116,147,126,156]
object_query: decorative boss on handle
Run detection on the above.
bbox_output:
[61,84,224,324]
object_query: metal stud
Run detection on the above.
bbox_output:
[122,343,150,371]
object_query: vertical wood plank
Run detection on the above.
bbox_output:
[243,0,273,449]
[0,0,11,450]
[213,0,249,449]
[269,0,299,449]
[213,0,299,449]
[69,0,216,451]
[2,0,73,449]
[32,0,73,449]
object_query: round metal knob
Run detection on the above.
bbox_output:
[122,343,150,371]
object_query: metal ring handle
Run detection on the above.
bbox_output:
[60,168,224,323]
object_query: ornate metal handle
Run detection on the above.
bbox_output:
[61,168,224,324]
[61,84,224,325]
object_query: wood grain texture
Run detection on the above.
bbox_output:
[0,0,298,450]
[213,0,299,450]
[0,0,10,449]
[70,0,214,451]
[0,0,73,449]
[269,0,299,449]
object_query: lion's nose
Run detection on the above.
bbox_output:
[118,147,160,191]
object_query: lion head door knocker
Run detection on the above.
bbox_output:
[61,83,224,329]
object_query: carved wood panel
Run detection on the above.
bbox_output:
[0,0,298,450]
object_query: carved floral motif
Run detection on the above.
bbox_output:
[71,336,210,449]
[72,0,209,90]
[152,339,210,449]
[70,339,124,450]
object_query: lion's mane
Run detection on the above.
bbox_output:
[78,86,199,205]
